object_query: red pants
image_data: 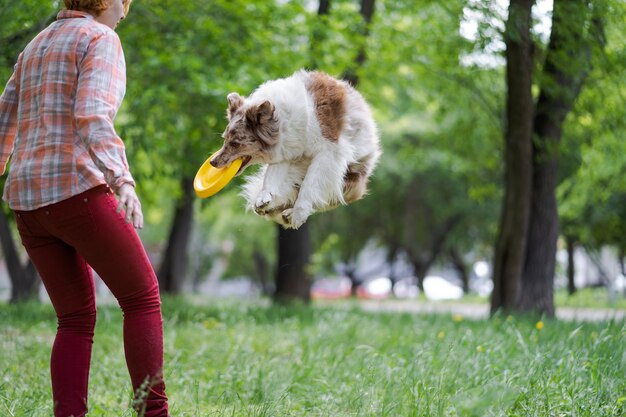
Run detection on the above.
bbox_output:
[15,185,169,417]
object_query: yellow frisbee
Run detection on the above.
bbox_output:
[193,151,243,198]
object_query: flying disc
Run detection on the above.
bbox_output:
[193,151,243,198]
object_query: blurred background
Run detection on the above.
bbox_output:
[1,0,625,316]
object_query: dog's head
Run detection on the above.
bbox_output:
[210,92,279,174]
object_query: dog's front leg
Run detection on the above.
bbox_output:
[254,162,301,215]
[282,151,347,229]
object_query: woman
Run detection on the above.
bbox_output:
[0,1,170,416]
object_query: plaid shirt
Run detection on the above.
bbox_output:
[0,10,135,211]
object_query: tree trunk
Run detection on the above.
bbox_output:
[408,216,461,293]
[0,209,39,302]
[450,249,469,294]
[309,0,331,70]
[490,0,534,315]
[253,249,272,295]
[271,0,336,304]
[386,247,400,288]
[566,236,576,295]
[273,0,377,303]
[410,257,428,293]
[344,264,361,297]
[275,224,312,303]
[617,247,626,296]
[158,177,195,294]
[519,0,597,316]
[342,0,376,86]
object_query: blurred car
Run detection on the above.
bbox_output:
[357,277,392,299]
[423,275,463,300]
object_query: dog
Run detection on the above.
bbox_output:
[210,70,381,229]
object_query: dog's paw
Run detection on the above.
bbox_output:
[281,207,310,229]
[254,191,274,215]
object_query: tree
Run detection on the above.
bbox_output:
[117,0,310,293]
[275,226,312,303]
[0,1,58,302]
[490,0,534,315]
[557,0,625,292]
[491,0,608,315]
[274,0,378,302]
[0,207,38,302]
[309,0,503,295]
[518,0,603,314]
[273,0,334,303]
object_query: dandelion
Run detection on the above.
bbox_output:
[203,318,221,329]
[437,331,445,339]
[452,314,464,322]
[476,345,484,353]
[536,321,544,330]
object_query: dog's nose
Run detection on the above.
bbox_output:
[209,158,218,168]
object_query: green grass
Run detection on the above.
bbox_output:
[553,287,626,309]
[434,287,626,310]
[0,297,624,417]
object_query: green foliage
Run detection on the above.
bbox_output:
[194,182,277,282]
[310,0,503,269]
[1,0,624,285]
[558,0,626,250]
[1,298,625,416]
[0,0,58,76]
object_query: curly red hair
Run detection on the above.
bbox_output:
[63,0,132,16]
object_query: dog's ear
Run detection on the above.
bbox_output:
[246,100,275,126]
[246,101,278,147]
[227,93,244,119]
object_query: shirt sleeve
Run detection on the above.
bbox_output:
[0,57,21,176]
[74,30,135,192]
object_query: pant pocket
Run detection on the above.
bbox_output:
[15,212,34,236]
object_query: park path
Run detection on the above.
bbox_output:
[354,299,626,322]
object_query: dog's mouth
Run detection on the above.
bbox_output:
[236,156,252,175]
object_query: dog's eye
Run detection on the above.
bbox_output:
[230,141,241,149]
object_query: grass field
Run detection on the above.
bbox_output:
[451,288,626,310]
[0,297,624,417]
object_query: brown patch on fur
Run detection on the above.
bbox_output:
[305,72,347,142]
[342,154,378,203]
[342,164,367,203]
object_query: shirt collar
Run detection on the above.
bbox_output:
[56,10,94,21]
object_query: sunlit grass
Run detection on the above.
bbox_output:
[454,287,626,309]
[553,287,626,309]
[0,297,624,416]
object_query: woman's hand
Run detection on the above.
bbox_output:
[117,183,144,229]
